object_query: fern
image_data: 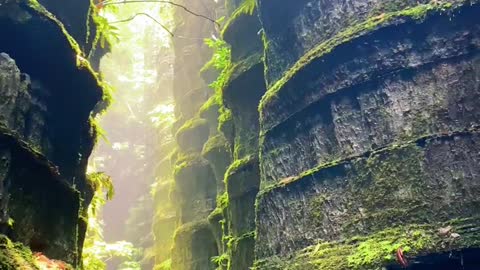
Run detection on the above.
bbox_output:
[202,38,232,92]
[87,3,120,58]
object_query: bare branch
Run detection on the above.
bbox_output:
[99,0,220,27]
[109,12,174,36]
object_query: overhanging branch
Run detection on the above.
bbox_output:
[98,0,220,27]
[109,12,175,36]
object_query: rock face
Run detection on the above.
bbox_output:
[255,0,480,268]
[163,0,480,269]
[0,0,105,266]
[167,0,223,269]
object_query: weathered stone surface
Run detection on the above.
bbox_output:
[224,157,259,270]
[228,234,255,270]
[260,6,480,184]
[0,127,80,265]
[0,2,105,266]
[223,9,263,62]
[0,54,49,157]
[0,2,103,189]
[257,0,470,86]
[256,131,480,260]
[171,221,218,270]
[223,54,266,159]
[260,4,480,132]
[261,54,480,183]
[202,134,232,193]
[174,155,217,223]
[176,118,210,153]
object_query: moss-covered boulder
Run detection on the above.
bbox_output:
[176,118,210,153]
[222,54,266,159]
[199,95,222,134]
[227,232,255,270]
[222,0,262,62]
[173,153,216,223]
[171,220,218,270]
[202,134,232,193]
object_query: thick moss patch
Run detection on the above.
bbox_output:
[0,235,38,270]
[253,218,480,270]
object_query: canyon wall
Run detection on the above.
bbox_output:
[166,0,480,269]
[0,0,106,268]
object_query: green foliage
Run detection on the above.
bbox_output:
[211,253,229,269]
[87,3,120,58]
[154,259,172,270]
[203,39,232,92]
[203,38,232,72]
[83,172,141,269]
[0,235,38,269]
[222,0,257,37]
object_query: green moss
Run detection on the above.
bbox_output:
[25,0,81,54]
[154,259,172,270]
[254,218,480,270]
[203,134,230,157]
[222,0,257,39]
[211,252,230,270]
[172,152,202,177]
[173,220,211,243]
[200,94,222,118]
[0,235,39,269]
[172,220,218,269]
[258,2,460,116]
[223,53,263,95]
[224,155,255,180]
[218,107,234,139]
[176,117,209,139]
[262,126,478,191]
[175,117,210,151]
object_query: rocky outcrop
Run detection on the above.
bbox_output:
[255,0,480,268]
[0,0,105,266]
[163,0,480,269]
[167,0,223,269]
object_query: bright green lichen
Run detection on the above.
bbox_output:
[258,1,459,115]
